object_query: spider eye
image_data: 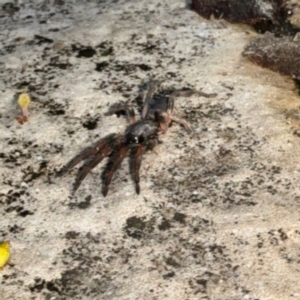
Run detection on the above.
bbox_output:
[126,134,144,144]
[126,134,138,144]
[138,136,144,143]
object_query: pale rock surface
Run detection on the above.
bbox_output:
[1,1,300,300]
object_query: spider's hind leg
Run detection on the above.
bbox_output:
[130,145,145,195]
[59,134,123,193]
[59,133,119,176]
[74,134,124,192]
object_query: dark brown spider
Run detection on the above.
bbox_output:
[59,81,215,196]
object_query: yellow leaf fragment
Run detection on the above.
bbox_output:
[0,241,10,269]
[16,93,31,124]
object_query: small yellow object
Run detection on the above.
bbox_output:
[18,93,31,109]
[17,93,31,124]
[0,241,10,269]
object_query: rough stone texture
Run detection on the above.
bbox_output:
[191,0,283,24]
[1,1,300,300]
[243,32,300,80]
[287,0,300,27]
[191,0,299,36]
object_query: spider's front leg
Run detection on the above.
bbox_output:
[130,138,157,194]
[155,90,194,133]
[124,119,159,195]
[141,80,161,119]
[163,89,217,133]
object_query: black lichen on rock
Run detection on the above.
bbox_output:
[77,47,96,58]
[95,62,109,72]
[125,216,147,239]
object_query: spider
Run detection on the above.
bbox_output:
[59,81,214,196]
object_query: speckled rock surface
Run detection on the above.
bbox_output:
[288,0,300,27]
[191,0,282,24]
[243,32,300,80]
[1,1,300,299]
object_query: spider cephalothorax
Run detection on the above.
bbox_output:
[60,80,210,196]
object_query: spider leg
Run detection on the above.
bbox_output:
[165,113,192,133]
[59,133,119,176]
[130,139,157,194]
[161,88,216,132]
[130,145,145,194]
[167,92,175,112]
[102,147,129,197]
[155,109,192,134]
[105,102,136,124]
[171,89,216,99]
[73,145,112,191]
[155,111,169,134]
[142,80,161,119]
[167,91,192,132]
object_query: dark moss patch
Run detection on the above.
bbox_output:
[137,64,152,71]
[44,101,66,116]
[77,47,96,58]
[54,0,65,6]
[96,61,152,75]
[278,228,288,241]
[97,41,114,56]
[35,232,128,298]
[29,278,46,293]
[82,117,99,130]
[95,61,109,72]
[68,195,92,209]
[16,81,30,90]
[65,231,80,240]
[8,224,25,234]
[78,195,92,209]
[34,35,54,45]
[165,256,180,268]
[48,62,72,70]
[173,212,186,224]
[29,277,61,295]
[125,216,146,239]
[49,28,60,32]
[196,278,208,287]
[18,209,34,217]
[46,281,60,293]
[163,271,175,279]
[22,165,46,183]
[158,217,171,231]
[1,186,34,217]
[138,41,159,53]
[2,2,20,15]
